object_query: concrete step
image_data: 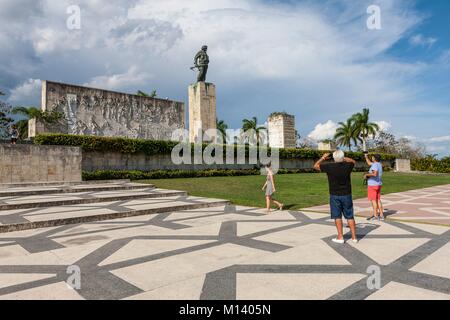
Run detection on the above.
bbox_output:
[0,182,155,197]
[0,179,131,189]
[0,195,230,233]
[0,188,185,210]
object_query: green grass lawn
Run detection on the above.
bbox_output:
[137,172,450,210]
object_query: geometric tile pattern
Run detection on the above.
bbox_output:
[305,184,450,226]
[0,191,228,232]
[0,205,449,300]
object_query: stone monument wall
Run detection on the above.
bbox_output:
[318,142,337,151]
[395,159,411,172]
[29,80,185,141]
[268,113,296,148]
[0,144,82,184]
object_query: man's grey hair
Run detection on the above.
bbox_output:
[333,150,345,163]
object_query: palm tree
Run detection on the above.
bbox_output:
[11,107,41,139]
[216,118,228,143]
[242,116,266,145]
[334,119,358,151]
[351,108,379,152]
[11,106,63,139]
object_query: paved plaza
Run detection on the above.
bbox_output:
[306,184,450,226]
[0,183,449,300]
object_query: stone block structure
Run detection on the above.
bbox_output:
[395,159,411,172]
[189,82,217,143]
[268,113,296,148]
[0,144,81,184]
[28,80,185,141]
[318,141,336,151]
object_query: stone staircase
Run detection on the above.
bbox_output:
[0,180,230,233]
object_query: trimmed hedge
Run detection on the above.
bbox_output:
[34,134,178,155]
[35,134,397,161]
[411,156,450,173]
[278,148,395,161]
[82,167,371,181]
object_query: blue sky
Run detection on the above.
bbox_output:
[0,0,449,155]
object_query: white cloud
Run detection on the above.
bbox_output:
[8,78,41,105]
[308,120,338,141]
[428,135,450,143]
[409,34,437,48]
[84,66,153,91]
[375,121,392,132]
[426,145,447,154]
[402,135,417,140]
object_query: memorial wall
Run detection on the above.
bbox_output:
[29,80,185,141]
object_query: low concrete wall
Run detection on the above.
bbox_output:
[82,151,384,172]
[0,144,82,184]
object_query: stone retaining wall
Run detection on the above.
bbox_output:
[82,151,385,172]
[0,144,82,184]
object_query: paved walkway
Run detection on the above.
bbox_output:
[305,184,450,226]
[0,205,449,300]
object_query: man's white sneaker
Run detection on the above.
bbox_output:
[351,239,359,243]
[332,238,345,244]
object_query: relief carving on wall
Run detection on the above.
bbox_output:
[46,82,185,141]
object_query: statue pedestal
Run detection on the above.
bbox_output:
[268,113,296,148]
[189,82,217,143]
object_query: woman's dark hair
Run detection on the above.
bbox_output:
[373,154,382,162]
[264,162,272,168]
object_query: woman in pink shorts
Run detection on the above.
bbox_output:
[364,153,385,221]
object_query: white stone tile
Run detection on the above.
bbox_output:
[299,211,328,220]
[366,223,412,236]
[366,281,450,300]
[255,224,337,247]
[0,273,56,289]
[410,242,450,279]
[0,281,84,300]
[237,273,365,300]
[348,238,430,265]
[124,276,205,300]
[397,222,450,235]
[0,244,30,261]
[237,221,298,237]
[250,239,350,265]
[111,244,265,291]
[100,239,215,267]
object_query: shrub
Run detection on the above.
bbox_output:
[35,133,397,161]
[83,169,263,180]
[83,167,372,181]
[411,156,450,173]
[34,134,178,155]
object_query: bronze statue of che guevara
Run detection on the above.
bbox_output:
[192,45,209,82]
